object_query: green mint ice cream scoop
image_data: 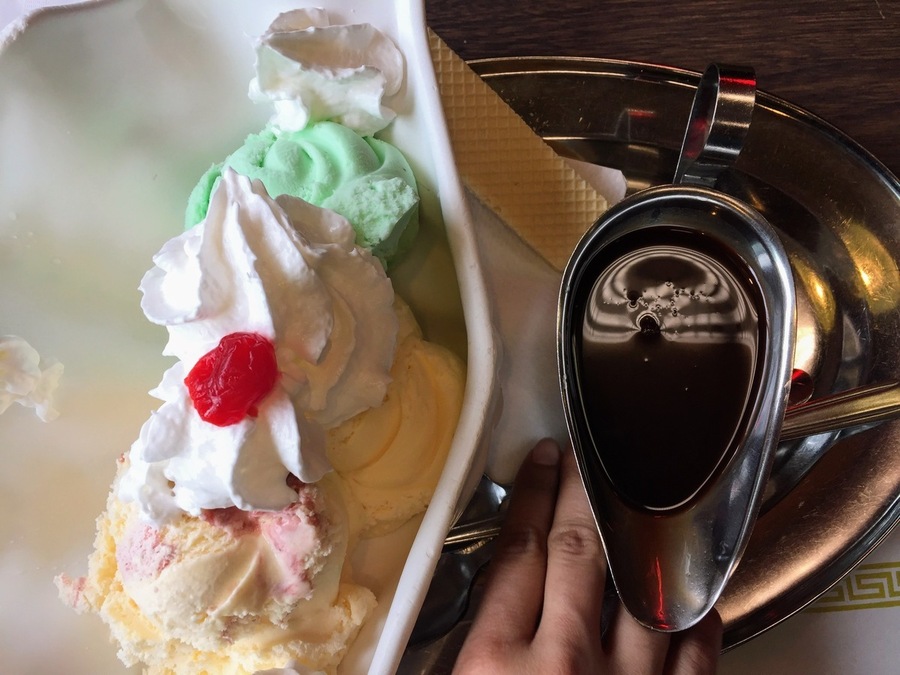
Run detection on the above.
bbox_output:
[185,121,419,264]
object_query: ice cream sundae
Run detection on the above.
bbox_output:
[56,9,465,674]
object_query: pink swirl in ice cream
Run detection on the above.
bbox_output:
[119,169,397,522]
[60,466,376,674]
[116,479,345,649]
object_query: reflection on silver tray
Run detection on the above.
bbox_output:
[470,57,900,649]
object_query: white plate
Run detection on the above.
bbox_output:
[0,1,498,673]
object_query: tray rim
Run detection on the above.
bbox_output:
[469,55,900,190]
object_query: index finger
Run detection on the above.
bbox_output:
[464,439,562,646]
[536,446,607,650]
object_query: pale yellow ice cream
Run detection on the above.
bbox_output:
[328,301,465,537]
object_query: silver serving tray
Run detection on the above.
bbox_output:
[470,57,900,648]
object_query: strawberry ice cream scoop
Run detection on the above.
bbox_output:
[56,465,377,674]
[116,480,342,650]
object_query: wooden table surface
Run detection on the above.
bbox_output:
[425,0,900,176]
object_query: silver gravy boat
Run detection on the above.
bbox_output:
[558,64,796,631]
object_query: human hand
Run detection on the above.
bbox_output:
[453,438,723,674]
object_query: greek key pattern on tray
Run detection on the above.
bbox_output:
[806,561,900,612]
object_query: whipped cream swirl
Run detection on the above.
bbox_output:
[120,170,397,522]
[249,8,404,135]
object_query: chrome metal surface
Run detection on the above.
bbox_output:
[560,182,796,631]
[674,64,757,188]
[472,57,900,649]
[443,513,504,548]
[557,65,787,631]
[408,477,508,649]
[781,380,900,441]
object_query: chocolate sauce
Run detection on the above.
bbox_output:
[577,227,764,509]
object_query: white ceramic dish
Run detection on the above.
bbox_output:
[0,1,497,673]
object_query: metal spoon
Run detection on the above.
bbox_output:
[407,476,509,648]
[405,381,900,653]
[780,379,900,440]
[439,379,900,552]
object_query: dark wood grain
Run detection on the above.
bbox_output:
[425,0,900,176]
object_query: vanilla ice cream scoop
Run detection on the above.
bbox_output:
[328,301,466,536]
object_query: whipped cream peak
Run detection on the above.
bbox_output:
[249,9,404,135]
[121,170,397,522]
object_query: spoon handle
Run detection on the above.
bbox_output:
[444,514,504,548]
[443,382,900,548]
[780,380,900,441]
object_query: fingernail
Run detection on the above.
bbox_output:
[532,440,560,466]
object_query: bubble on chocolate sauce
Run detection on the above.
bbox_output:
[638,313,661,336]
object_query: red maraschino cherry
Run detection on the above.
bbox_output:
[185,332,279,426]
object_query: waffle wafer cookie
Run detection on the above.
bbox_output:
[428,30,609,271]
